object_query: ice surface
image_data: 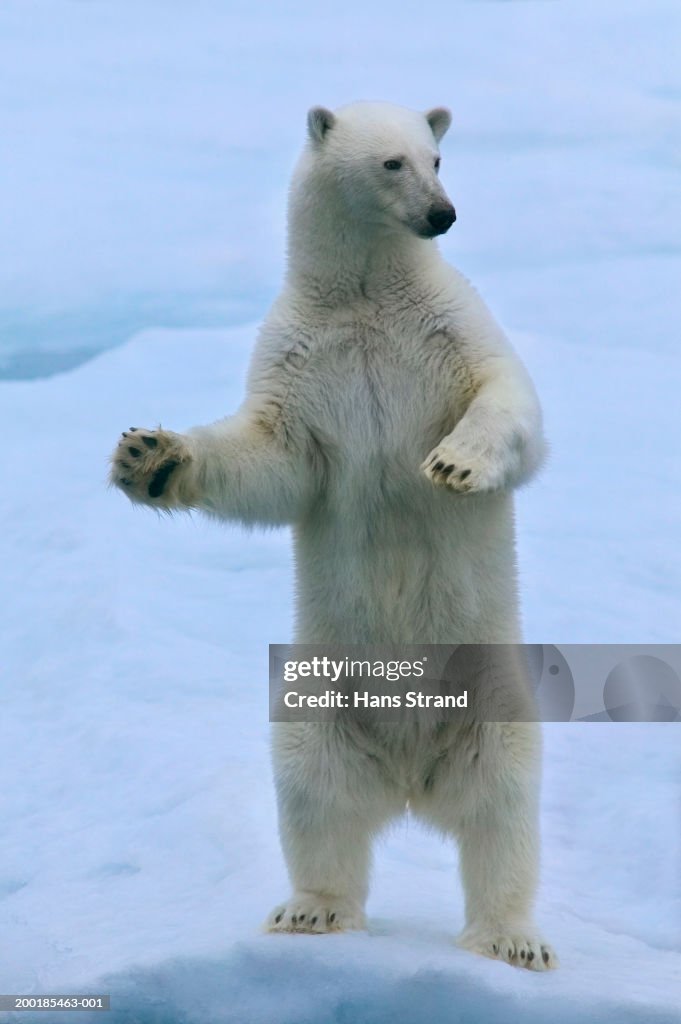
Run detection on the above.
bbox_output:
[1,0,679,375]
[0,0,679,1021]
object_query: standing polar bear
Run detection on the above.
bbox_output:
[111,102,556,969]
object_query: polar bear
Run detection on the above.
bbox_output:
[110,101,556,970]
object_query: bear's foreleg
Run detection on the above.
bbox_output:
[422,365,545,494]
[110,414,314,525]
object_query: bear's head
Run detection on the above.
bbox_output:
[303,101,455,240]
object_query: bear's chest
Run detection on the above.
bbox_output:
[292,319,470,462]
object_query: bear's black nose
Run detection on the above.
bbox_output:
[427,206,456,235]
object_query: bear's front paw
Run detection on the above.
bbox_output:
[421,440,504,494]
[110,427,195,508]
[457,923,558,971]
[266,893,366,934]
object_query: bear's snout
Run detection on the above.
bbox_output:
[427,206,456,235]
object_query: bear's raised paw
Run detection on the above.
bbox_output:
[421,441,504,494]
[110,427,194,508]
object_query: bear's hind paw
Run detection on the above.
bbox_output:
[266,894,366,934]
[457,923,558,971]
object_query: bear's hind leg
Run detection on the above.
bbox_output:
[414,722,558,970]
[267,723,402,934]
[266,794,373,935]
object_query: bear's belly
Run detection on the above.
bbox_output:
[294,485,520,645]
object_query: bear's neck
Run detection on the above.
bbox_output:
[285,168,444,306]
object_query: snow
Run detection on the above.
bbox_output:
[1,1,680,1022]
[1,0,680,378]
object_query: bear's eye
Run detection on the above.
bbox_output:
[434,157,441,172]
[383,159,402,171]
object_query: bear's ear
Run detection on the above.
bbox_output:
[307,106,336,145]
[425,107,452,143]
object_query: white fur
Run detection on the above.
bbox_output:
[110,101,556,969]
